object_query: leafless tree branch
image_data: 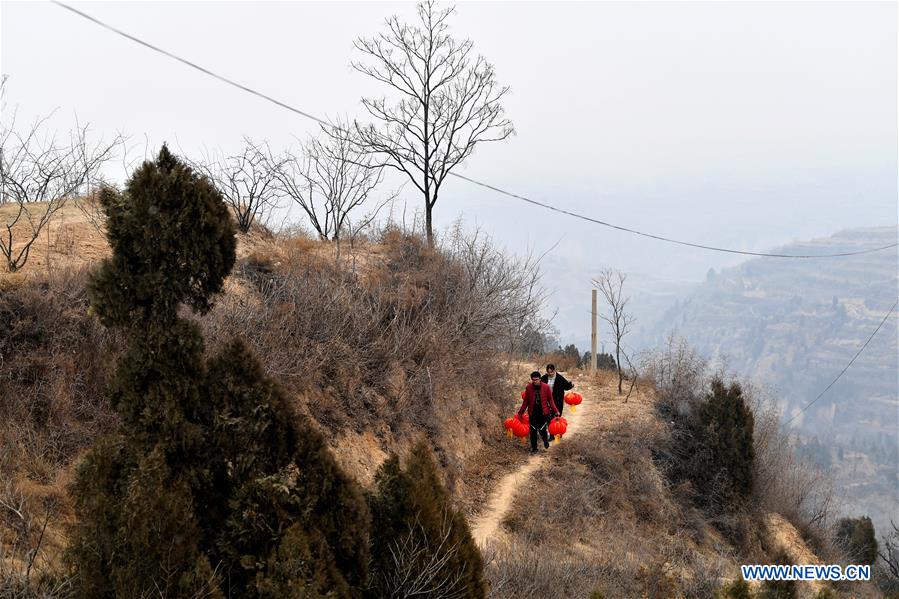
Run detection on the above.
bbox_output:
[352,0,515,245]
[191,137,281,233]
[0,109,120,271]
[275,123,392,242]
[879,521,899,584]
[593,268,636,395]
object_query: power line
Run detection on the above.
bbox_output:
[50,1,899,424]
[785,298,898,426]
[52,0,899,260]
[451,172,898,258]
[50,1,332,129]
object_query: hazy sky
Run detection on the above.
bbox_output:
[3,1,897,346]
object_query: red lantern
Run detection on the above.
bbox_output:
[548,417,568,441]
[547,418,562,437]
[513,414,529,443]
[504,416,516,438]
[564,391,583,412]
[522,411,530,425]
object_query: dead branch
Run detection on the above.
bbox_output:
[383,511,468,599]
[880,521,899,583]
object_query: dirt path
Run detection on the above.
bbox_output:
[469,373,604,548]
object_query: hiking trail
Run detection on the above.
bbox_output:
[469,373,606,548]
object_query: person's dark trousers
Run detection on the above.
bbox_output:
[529,411,549,452]
[554,398,564,418]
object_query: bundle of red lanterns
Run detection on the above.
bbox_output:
[512,413,529,443]
[548,416,568,441]
[564,391,583,412]
[505,414,529,439]
[504,389,542,444]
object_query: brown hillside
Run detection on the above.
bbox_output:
[0,199,283,280]
[1,202,516,586]
[478,369,878,598]
[1,204,879,598]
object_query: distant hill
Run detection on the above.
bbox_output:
[642,226,898,429]
[638,226,898,531]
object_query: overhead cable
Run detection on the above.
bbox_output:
[51,0,899,259]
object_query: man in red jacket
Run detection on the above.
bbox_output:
[518,371,560,453]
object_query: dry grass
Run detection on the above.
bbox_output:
[485,374,732,598]
[0,209,547,592]
[480,370,884,598]
[0,265,118,592]
[5,206,882,598]
[198,227,529,491]
[0,199,108,281]
[0,198,279,281]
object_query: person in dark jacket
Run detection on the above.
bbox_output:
[541,364,574,440]
[542,363,574,415]
[518,371,560,453]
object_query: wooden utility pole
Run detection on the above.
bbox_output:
[591,289,598,373]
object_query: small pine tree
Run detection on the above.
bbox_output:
[206,339,370,593]
[680,378,755,510]
[367,441,486,598]
[760,551,797,599]
[578,351,616,371]
[836,516,878,566]
[597,352,617,371]
[761,579,797,599]
[561,343,581,364]
[68,146,369,597]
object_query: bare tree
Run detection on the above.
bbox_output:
[0,480,72,596]
[440,223,548,355]
[275,124,392,241]
[749,387,835,531]
[1,112,119,272]
[593,268,636,395]
[879,521,899,588]
[619,348,639,403]
[192,137,281,233]
[352,0,515,246]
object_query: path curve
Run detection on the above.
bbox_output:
[470,376,601,548]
